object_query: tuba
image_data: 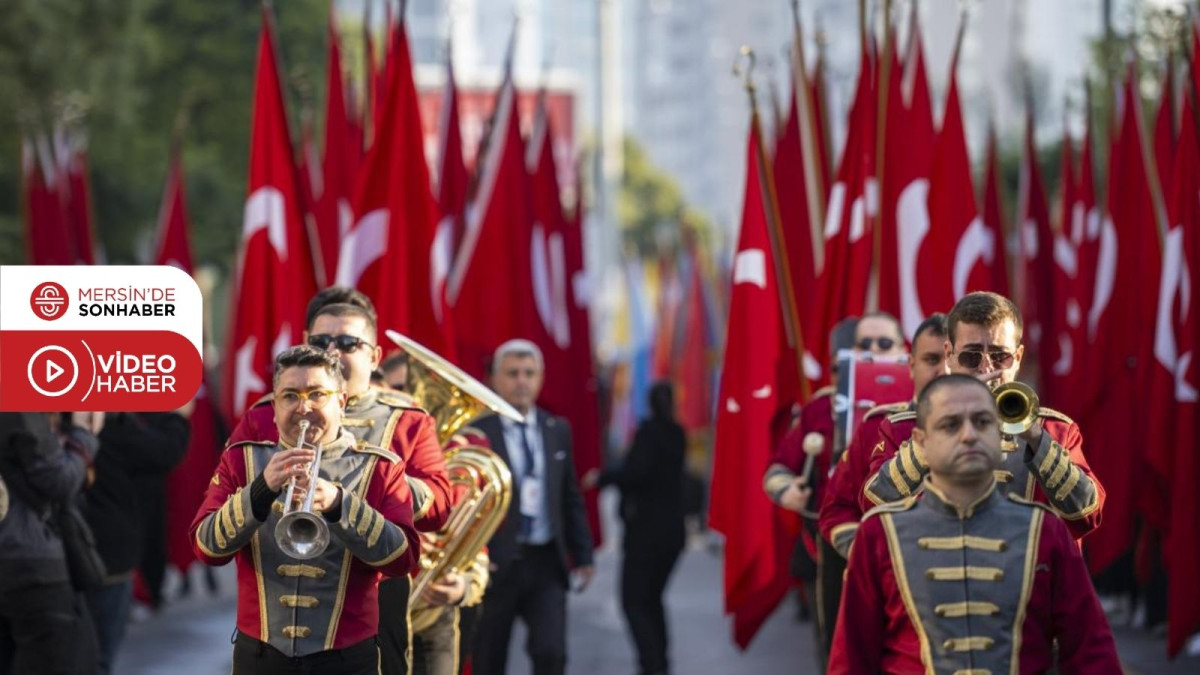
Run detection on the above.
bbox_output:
[384,330,519,633]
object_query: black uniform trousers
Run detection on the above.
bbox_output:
[378,575,413,674]
[473,543,567,675]
[619,533,682,675]
[232,632,378,675]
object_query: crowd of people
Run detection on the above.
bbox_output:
[1,286,1149,674]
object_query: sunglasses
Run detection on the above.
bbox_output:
[856,337,896,351]
[307,333,373,353]
[955,349,1016,370]
[275,388,339,410]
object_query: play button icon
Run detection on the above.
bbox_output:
[27,345,80,397]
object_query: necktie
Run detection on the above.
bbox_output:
[517,421,536,540]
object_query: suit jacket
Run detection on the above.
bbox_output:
[474,410,593,582]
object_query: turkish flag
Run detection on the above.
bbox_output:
[774,18,830,387]
[527,96,575,411]
[21,135,75,265]
[710,110,792,649]
[436,55,470,269]
[313,8,358,283]
[338,24,451,357]
[1153,52,1176,196]
[221,9,319,423]
[981,126,1011,297]
[818,45,876,335]
[1083,64,1163,574]
[922,35,991,325]
[54,129,99,264]
[447,74,527,378]
[1015,106,1056,389]
[153,146,225,572]
[1047,133,1084,413]
[882,19,936,336]
[1164,74,1200,654]
[564,163,604,547]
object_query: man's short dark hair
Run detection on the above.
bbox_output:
[312,302,378,342]
[947,292,1023,345]
[858,311,904,340]
[913,313,948,344]
[273,345,345,389]
[915,373,994,429]
[306,287,377,332]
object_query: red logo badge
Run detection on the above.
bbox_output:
[30,282,69,320]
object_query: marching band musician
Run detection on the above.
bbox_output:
[861,292,1105,539]
[764,312,906,664]
[225,288,453,674]
[829,374,1121,673]
[410,423,494,675]
[818,313,949,558]
[190,345,420,674]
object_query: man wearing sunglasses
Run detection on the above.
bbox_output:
[819,313,949,560]
[861,292,1105,539]
[853,311,907,357]
[226,289,453,674]
[191,345,420,674]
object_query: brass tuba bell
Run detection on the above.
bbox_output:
[993,381,1040,436]
[384,330,519,633]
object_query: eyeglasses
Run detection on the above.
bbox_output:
[275,388,339,409]
[856,337,897,352]
[955,350,1016,370]
[307,333,373,353]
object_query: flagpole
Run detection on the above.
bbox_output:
[735,47,810,401]
[870,0,892,312]
[789,0,827,274]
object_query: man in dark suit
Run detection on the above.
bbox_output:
[471,339,595,675]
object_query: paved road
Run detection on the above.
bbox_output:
[115,499,1200,673]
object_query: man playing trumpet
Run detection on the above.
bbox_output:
[190,345,420,674]
[862,292,1105,539]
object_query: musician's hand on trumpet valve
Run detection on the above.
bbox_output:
[263,447,316,492]
[290,473,342,514]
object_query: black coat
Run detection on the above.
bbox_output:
[82,412,189,575]
[599,417,686,549]
[474,410,594,584]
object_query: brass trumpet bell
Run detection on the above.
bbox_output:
[275,420,330,560]
[993,381,1039,436]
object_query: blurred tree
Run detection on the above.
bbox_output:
[0,0,328,278]
[618,136,714,259]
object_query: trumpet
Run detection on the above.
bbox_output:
[275,420,331,560]
[993,381,1039,435]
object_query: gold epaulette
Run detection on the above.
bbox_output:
[862,401,911,423]
[862,494,919,519]
[1037,407,1074,426]
[887,409,918,424]
[250,392,274,408]
[811,385,836,401]
[1006,492,1054,513]
[374,389,428,413]
[352,440,402,464]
